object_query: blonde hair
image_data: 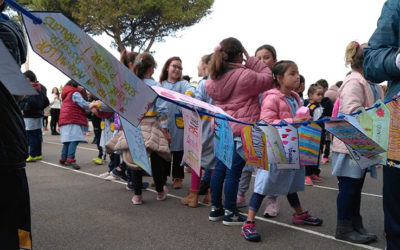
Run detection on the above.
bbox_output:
[345,41,366,70]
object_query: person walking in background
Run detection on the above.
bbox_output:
[0,0,32,248]
[42,106,50,132]
[50,87,61,135]
[363,1,400,248]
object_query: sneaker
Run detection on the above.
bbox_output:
[131,195,143,205]
[110,168,128,181]
[92,157,104,165]
[32,155,42,161]
[305,176,313,186]
[237,194,247,208]
[241,221,261,242]
[264,198,279,217]
[104,174,119,181]
[223,209,247,226]
[311,174,324,183]
[59,158,66,165]
[157,185,168,201]
[65,160,81,170]
[292,211,323,226]
[26,156,36,162]
[209,206,224,221]
[99,172,110,178]
[322,157,329,163]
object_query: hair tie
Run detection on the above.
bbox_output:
[125,50,131,55]
[214,45,221,52]
[354,41,360,48]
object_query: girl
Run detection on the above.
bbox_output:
[50,87,61,135]
[241,60,322,242]
[181,54,215,207]
[205,37,273,225]
[130,52,171,204]
[59,80,91,170]
[332,41,381,244]
[304,83,325,186]
[159,56,195,189]
[237,44,278,212]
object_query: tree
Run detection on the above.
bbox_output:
[18,0,214,52]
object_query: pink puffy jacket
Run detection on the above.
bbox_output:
[205,57,273,136]
[260,88,302,124]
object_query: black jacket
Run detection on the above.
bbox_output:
[0,13,28,169]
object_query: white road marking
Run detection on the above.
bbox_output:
[39,160,382,250]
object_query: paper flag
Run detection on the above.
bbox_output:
[367,100,390,163]
[386,96,400,162]
[298,122,322,166]
[120,118,152,175]
[213,115,234,169]
[182,109,202,176]
[241,125,268,170]
[276,122,300,169]
[259,121,286,164]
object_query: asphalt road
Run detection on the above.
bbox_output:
[25,132,386,249]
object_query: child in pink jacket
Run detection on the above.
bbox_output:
[205,37,273,225]
[241,60,323,242]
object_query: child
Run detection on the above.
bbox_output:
[130,52,171,204]
[241,60,322,242]
[205,37,273,225]
[332,41,380,244]
[58,80,91,170]
[159,56,195,189]
[50,87,61,135]
[304,83,325,185]
[181,54,215,207]
[237,44,277,210]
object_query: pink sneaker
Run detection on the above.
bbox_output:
[132,195,143,205]
[322,157,329,163]
[237,194,247,208]
[264,198,279,217]
[311,174,324,183]
[292,211,323,226]
[157,185,168,201]
[305,176,313,186]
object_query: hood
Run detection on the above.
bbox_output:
[61,85,78,100]
[31,82,41,92]
[262,87,301,103]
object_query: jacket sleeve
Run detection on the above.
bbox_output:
[260,95,294,124]
[364,0,400,82]
[339,80,365,114]
[239,57,273,97]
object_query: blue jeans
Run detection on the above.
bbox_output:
[336,172,366,220]
[211,145,245,211]
[61,141,79,160]
[202,168,212,183]
[27,129,42,157]
[383,165,400,250]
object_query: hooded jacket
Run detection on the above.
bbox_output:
[59,85,88,127]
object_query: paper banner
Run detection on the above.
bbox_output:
[367,100,390,163]
[276,122,300,169]
[213,115,234,169]
[259,121,286,164]
[241,125,268,170]
[357,108,373,138]
[386,96,400,161]
[345,144,382,169]
[298,122,322,166]
[120,118,152,175]
[326,115,385,158]
[152,86,232,118]
[182,109,202,176]
[0,40,37,95]
[22,12,157,126]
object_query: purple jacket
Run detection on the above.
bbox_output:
[205,57,273,136]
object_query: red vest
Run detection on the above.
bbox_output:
[59,86,88,127]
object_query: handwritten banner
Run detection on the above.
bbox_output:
[276,122,300,170]
[367,100,390,163]
[386,96,400,162]
[241,125,268,170]
[259,121,286,164]
[182,109,202,176]
[120,118,152,175]
[152,85,232,118]
[22,12,157,126]
[298,122,322,166]
[326,115,385,158]
[0,40,37,95]
[214,115,234,169]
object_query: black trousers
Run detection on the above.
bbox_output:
[171,151,184,179]
[50,108,60,133]
[0,168,32,250]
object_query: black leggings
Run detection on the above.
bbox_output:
[43,116,48,128]
[171,151,184,179]
[50,108,60,133]
[133,152,169,195]
[249,192,301,212]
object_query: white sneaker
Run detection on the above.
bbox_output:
[104,174,119,181]
[99,172,110,178]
